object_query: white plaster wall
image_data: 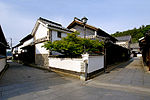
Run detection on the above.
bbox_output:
[22,38,33,47]
[0,58,6,72]
[49,58,83,72]
[36,43,49,54]
[137,54,142,57]
[116,41,129,48]
[35,24,48,40]
[12,48,16,54]
[88,55,104,73]
[116,41,126,45]
[18,46,22,54]
[52,30,67,42]
[49,55,104,73]
[73,25,95,37]
[34,25,68,55]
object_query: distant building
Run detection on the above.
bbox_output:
[115,35,132,49]
[130,43,140,53]
[12,43,23,60]
[12,34,35,63]
[0,25,9,72]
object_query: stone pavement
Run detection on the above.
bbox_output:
[0,57,150,100]
[89,57,150,88]
[85,57,150,99]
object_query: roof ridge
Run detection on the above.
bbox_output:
[67,19,98,31]
[75,19,98,30]
[0,25,8,46]
[39,17,62,26]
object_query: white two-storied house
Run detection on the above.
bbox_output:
[31,17,72,67]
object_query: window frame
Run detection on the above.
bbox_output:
[57,31,61,38]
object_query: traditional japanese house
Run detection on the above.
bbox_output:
[139,31,150,70]
[31,17,72,67]
[115,35,132,49]
[67,17,117,43]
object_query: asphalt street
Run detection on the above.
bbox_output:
[0,57,150,100]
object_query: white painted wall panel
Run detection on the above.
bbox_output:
[49,55,104,73]
[36,43,49,54]
[35,24,48,39]
[18,46,22,54]
[88,55,104,73]
[49,58,83,72]
[116,41,126,45]
[0,58,6,72]
[22,38,33,48]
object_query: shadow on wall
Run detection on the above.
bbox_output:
[106,42,130,66]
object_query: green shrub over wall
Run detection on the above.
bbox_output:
[43,32,104,57]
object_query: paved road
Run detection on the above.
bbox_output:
[0,57,150,100]
[90,57,150,88]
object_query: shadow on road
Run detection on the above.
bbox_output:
[0,62,74,99]
[107,58,134,72]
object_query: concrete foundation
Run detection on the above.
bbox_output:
[35,54,49,67]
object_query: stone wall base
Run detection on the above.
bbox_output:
[49,66,104,81]
[35,54,49,68]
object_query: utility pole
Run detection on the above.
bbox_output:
[10,38,12,50]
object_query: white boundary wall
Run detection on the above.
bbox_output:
[88,55,104,73]
[0,58,6,72]
[49,58,83,72]
[49,54,104,74]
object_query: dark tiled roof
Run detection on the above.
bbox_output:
[67,18,117,42]
[39,17,72,32]
[97,29,118,42]
[0,25,9,48]
[20,34,33,43]
[13,42,23,48]
[67,19,98,31]
[39,17,62,26]
[115,35,131,41]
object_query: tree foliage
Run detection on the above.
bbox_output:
[111,25,150,43]
[43,32,104,56]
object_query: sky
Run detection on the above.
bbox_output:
[0,0,150,46]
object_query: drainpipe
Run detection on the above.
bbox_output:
[84,60,88,80]
[104,46,106,73]
[104,37,110,73]
[81,53,89,81]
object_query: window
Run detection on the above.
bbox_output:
[57,31,61,38]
